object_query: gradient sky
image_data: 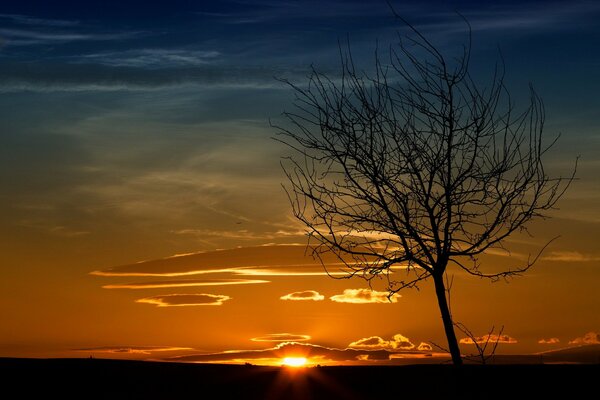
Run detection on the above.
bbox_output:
[0,0,598,364]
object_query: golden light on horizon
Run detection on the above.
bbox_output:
[282,357,307,367]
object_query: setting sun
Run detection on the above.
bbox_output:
[282,357,307,367]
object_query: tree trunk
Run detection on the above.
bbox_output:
[433,273,463,365]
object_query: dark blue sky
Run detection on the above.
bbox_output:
[1,0,598,240]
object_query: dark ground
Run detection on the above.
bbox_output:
[0,358,597,399]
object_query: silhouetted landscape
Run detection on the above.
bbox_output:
[1,357,598,399]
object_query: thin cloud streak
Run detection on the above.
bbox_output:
[0,13,79,27]
[235,267,348,277]
[91,245,363,277]
[102,278,269,289]
[72,49,221,69]
[0,63,307,92]
[0,28,140,44]
[73,346,192,354]
[419,2,600,36]
[251,333,311,342]
[542,251,600,262]
[136,293,231,307]
[195,0,394,25]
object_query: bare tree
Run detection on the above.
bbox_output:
[274,16,575,365]
[455,324,506,365]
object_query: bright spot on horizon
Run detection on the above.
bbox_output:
[282,357,307,367]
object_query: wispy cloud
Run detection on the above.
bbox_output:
[419,2,600,36]
[172,228,303,241]
[102,278,268,289]
[0,28,139,46]
[348,334,414,350]
[330,288,398,304]
[91,245,352,277]
[0,13,79,27]
[459,334,518,345]
[250,333,311,342]
[73,346,192,355]
[538,337,560,345]
[568,332,600,345]
[0,62,306,92]
[15,218,90,237]
[195,0,392,25]
[136,293,231,307]
[280,290,324,301]
[542,251,600,262]
[73,49,221,69]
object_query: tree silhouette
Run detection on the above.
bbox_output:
[275,16,575,365]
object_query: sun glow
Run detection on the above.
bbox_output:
[282,357,307,367]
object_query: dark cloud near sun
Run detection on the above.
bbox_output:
[136,293,231,307]
[251,333,311,343]
[280,290,324,301]
[170,340,435,365]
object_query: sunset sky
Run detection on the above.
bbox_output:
[0,0,598,365]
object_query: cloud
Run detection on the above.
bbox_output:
[348,334,414,350]
[195,1,392,25]
[0,28,139,46]
[569,332,600,345]
[172,227,307,241]
[136,294,231,307]
[330,288,398,304]
[0,62,306,92]
[251,333,311,343]
[73,346,192,355]
[459,334,518,345]
[169,340,437,365]
[417,342,433,351]
[73,49,221,69]
[348,336,388,350]
[421,2,600,36]
[538,338,560,345]
[542,251,600,262]
[91,245,353,277]
[102,278,268,289]
[280,290,324,301]
[0,14,79,27]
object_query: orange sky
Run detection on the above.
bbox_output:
[1,213,598,364]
